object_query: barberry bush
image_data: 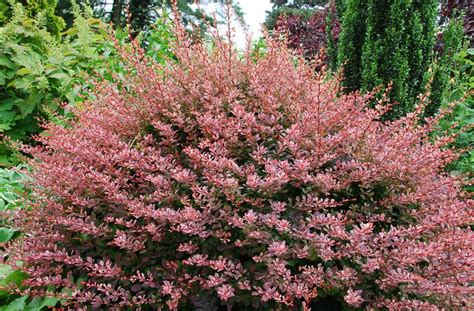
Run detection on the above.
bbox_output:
[5,17,473,310]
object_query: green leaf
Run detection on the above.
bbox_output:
[467,48,474,56]
[0,56,15,69]
[7,171,25,183]
[0,228,15,243]
[0,191,18,203]
[0,123,12,131]
[49,72,69,80]
[4,296,28,310]
[450,89,465,101]
[3,270,28,286]
[0,264,14,279]
[27,297,60,310]
[7,78,31,90]
[0,71,6,85]
[0,98,20,112]
[18,91,42,117]
[16,68,31,76]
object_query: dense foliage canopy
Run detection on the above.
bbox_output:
[5,17,473,310]
[0,1,472,310]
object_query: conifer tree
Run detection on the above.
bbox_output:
[425,17,465,117]
[337,0,438,118]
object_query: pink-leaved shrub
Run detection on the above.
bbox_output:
[5,16,474,310]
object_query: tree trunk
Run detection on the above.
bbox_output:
[111,0,123,29]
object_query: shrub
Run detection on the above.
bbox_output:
[265,6,319,31]
[274,3,340,67]
[0,167,28,227]
[441,0,474,46]
[0,3,61,145]
[0,167,53,309]
[0,2,128,166]
[427,16,465,118]
[0,0,66,39]
[436,47,474,178]
[337,0,438,119]
[5,18,473,310]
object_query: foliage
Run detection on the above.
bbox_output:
[441,0,474,45]
[266,0,344,31]
[272,0,328,6]
[265,6,317,31]
[325,1,340,71]
[273,3,340,66]
[436,47,474,178]
[140,12,176,63]
[0,167,28,217]
[0,3,61,156]
[0,168,39,310]
[426,16,465,118]
[4,18,473,310]
[56,0,243,35]
[0,167,60,309]
[0,0,66,38]
[264,0,341,70]
[0,1,9,25]
[427,15,473,178]
[337,0,438,119]
[0,3,94,165]
[0,1,172,167]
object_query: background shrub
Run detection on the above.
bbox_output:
[5,18,473,310]
[0,0,65,38]
[0,3,61,145]
[436,47,474,178]
[440,0,474,46]
[0,167,59,310]
[337,0,438,119]
[0,1,178,167]
[0,2,115,166]
[272,3,340,67]
[426,16,465,118]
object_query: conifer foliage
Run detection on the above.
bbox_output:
[6,14,473,310]
[337,0,438,118]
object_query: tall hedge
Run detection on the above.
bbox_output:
[426,16,465,118]
[337,0,438,118]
